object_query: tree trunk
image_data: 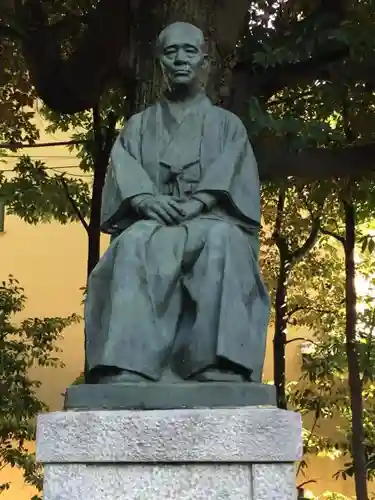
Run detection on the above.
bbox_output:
[86,107,105,278]
[84,107,117,382]
[274,256,289,409]
[86,167,106,278]
[272,187,320,410]
[343,199,368,500]
[272,189,289,409]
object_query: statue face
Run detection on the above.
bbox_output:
[158,24,208,88]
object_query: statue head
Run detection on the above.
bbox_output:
[156,22,209,90]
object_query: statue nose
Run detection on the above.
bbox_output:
[175,49,188,63]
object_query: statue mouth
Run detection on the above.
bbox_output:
[174,70,190,76]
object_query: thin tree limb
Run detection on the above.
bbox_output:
[286,303,344,324]
[0,140,86,149]
[272,188,291,258]
[297,479,317,489]
[292,217,321,264]
[286,337,320,348]
[0,22,24,39]
[58,175,89,233]
[320,227,345,245]
[297,407,321,476]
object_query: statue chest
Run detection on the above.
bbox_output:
[141,109,206,197]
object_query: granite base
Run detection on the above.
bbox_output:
[36,407,302,500]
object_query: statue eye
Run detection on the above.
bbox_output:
[163,47,177,56]
[185,46,198,54]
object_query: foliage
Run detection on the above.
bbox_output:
[0,276,80,495]
[72,372,85,385]
[248,4,375,491]
[0,29,38,145]
[320,493,352,500]
[286,225,375,481]
[0,156,91,224]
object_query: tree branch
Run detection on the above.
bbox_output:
[286,337,320,348]
[297,407,321,477]
[14,0,249,114]
[264,46,349,99]
[0,140,85,149]
[18,0,134,113]
[0,21,24,39]
[58,175,89,232]
[286,304,342,324]
[232,45,349,108]
[298,480,318,489]
[49,12,90,39]
[227,0,350,114]
[286,305,306,320]
[292,217,321,264]
[103,112,118,157]
[320,226,345,245]
[272,188,291,258]
[4,138,375,184]
[256,141,375,181]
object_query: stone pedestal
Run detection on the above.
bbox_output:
[36,407,302,500]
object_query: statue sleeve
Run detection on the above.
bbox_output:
[195,112,261,226]
[100,114,157,233]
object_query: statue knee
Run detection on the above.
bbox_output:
[207,222,242,247]
[128,219,157,234]
[112,222,151,257]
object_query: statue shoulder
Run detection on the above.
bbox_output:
[123,104,157,133]
[124,111,144,131]
[211,105,245,126]
[210,106,247,134]
[119,110,148,141]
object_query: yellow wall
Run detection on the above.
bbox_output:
[0,114,369,499]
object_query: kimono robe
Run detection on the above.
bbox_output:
[85,93,270,383]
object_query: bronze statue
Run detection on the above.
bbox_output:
[84,22,270,385]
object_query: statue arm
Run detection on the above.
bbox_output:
[129,194,155,212]
[195,111,261,226]
[100,115,158,232]
[191,192,217,211]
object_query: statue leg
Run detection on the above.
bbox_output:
[85,220,187,383]
[171,218,269,382]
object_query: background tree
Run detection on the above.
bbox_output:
[3,0,375,179]
[285,188,375,499]
[263,182,321,409]
[0,277,79,497]
[0,13,85,495]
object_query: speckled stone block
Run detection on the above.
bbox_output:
[37,407,302,499]
[252,464,297,500]
[43,463,251,500]
[37,407,301,463]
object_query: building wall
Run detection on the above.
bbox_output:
[0,116,369,499]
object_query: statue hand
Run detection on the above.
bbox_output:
[137,195,186,225]
[177,198,204,221]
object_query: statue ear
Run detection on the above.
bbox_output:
[201,54,210,71]
[159,61,172,92]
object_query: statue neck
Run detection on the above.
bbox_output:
[164,83,204,105]
[161,89,208,123]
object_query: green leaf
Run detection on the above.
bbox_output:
[0,277,81,493]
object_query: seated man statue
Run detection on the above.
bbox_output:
[85,21,270,384]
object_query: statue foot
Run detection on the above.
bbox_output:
[98,370,152,384]
[189,368,250,382]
